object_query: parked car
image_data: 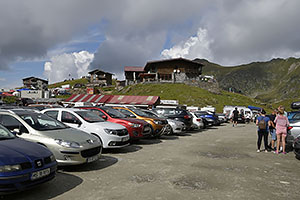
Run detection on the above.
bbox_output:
[112,107,167,137]
[190,112,204,130]
[0,124,57,193]
[142,109,185,135]
[216,113,228,123]
[288,111,300,123]
[152,108,193,130]
[42,108,130,149]
[293,136,300,159]
[195,111,220,126]
[0,109,102,166]
[76,106,152,140]
[27,104,63,111]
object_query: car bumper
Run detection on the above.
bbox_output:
[102,134,130,149]
[56,145,102,166]
[0,164,57,193]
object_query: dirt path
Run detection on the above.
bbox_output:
[4,123,300,200]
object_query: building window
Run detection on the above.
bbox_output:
[159,74,172,80]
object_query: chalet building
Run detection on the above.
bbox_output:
[22,77,48,90]
[124,66,145,85]
[124,58,204,85]
[88,69,114,86]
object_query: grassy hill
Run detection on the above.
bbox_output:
[113,83,267,113]
[48,78,89,89]
[195,57,300,103]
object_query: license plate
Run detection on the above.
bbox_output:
[31,168,50,180]
[122,136,129,142]
[87,155,99,163]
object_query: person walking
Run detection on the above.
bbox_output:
[274,106,289,154]
[256,109,271,152]
[268,109,277,151]
[232,107,239,127]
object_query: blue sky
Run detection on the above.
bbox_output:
[1,0,300,89]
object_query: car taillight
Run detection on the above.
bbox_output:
[184,115,190,119]
[287,126,293,130]
[196,118,202,122]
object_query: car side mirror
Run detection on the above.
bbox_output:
[102,115,108,120]
[13,128,22,135]
[76,120,82,127]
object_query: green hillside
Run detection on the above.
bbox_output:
[195,57,300,103]
[113,83,267,113]
[48,78,89,89]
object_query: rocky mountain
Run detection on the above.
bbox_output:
[194,57,300,102]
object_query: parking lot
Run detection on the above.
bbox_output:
[3,123,300,200]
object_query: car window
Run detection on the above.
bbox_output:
[75,111,104,123]
[130,108,149,117]
[44,111,59,119]
[0,124,15,138]
[117,109,136,118]
[90,109,106,116]
[292,113,300,120]
[143,111,158,118]
[18,113,68,131]
[102,107,127,118]
[0,114,29,133]
[62,111,81,124]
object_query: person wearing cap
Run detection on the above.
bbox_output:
[256,109,271,152]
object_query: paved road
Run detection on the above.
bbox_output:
[4,123,300,200]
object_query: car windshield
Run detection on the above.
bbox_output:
[155,108,185,116]
[143,111,158,118]
[102,107,127,118]
[18,112,68,131]
[130,108,149,117]
[75,111,104,123]
[0,124,15,139]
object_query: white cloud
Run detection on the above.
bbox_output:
[0,78,6,81]
[161,28,213,61]
[44,51,94,83]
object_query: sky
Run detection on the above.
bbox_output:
[1,0,300,88]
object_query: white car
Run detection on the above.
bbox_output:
[42,108,130,149]
[191,112,204,129]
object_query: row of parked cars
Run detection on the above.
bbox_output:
[286,111,300,159]
[0,105,226,193]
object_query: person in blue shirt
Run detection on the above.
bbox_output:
[256,109,271,152]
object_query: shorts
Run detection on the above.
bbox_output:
[277,132,287,137]
[269,129,276,140]
[233,117,238,122]
[276,126,287,136]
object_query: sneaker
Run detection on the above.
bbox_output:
[264,150,268,153]
[257,150,260,153]
[282,152,287,154]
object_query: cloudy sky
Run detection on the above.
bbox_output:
[1,0,300,88]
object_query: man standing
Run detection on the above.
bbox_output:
[256,109,271,152]
[232,107,239,127]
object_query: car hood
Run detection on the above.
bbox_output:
[38,127,97,143]
[91,121,126,129]
[0,138,52,165]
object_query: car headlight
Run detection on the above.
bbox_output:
[55,139,81,148]
[104,129,119,135]
[128,122,141,128]
[50,154,56,162]
[0,164,22,172]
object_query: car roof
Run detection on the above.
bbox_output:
[43,108,87,112]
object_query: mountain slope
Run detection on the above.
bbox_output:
[113,83,265,112]
[194,57,300,102]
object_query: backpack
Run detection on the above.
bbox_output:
[258,117,266,130]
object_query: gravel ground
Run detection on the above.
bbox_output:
[3,123,300,200]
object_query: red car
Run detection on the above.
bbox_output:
[77,106,152,140]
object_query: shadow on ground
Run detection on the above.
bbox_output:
[1,172,83,200]
[59,155,118,172]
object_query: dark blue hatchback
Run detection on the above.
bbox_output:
[0,124,57,193]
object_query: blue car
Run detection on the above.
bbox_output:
[0,124,57,193]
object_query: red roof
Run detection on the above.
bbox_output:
[65,94,112,104]
[124,66,144,72]
[65,94,159,105]
[107,95,160,105]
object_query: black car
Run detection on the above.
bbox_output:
[293,136,300,159]
[153,108,193,130]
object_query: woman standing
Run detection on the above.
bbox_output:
[256,110,271,152]
[274,106,289,154]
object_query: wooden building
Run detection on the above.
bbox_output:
[124,58,204,85]
[88,69,114,86]
[22,77,48,90]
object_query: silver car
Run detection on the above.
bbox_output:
[0,109,102,166]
